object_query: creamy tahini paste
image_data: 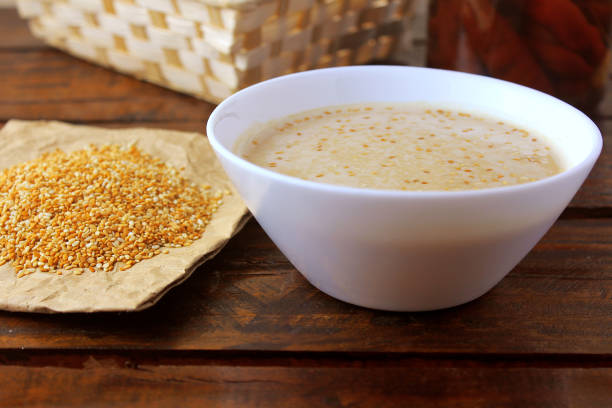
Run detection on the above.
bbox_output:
[236,103,562,191]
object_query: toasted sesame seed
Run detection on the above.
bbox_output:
[0,144,224,276]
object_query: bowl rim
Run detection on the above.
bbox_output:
[207,65,603,199]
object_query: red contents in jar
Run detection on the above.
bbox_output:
[427,0,611,111]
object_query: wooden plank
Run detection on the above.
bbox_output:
[0,9,44,49]
[0,49,214,123]
[0,120,208,133]
[596,70,612,119]
[0,218,609,354]
[570,119,612,209]
[1,364,611,408]
[0,121,181,135]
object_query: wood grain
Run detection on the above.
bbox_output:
[570,119,612,209]
[0,8,43,49]
[1,363,611,408]
[0,219,609,354]
[0,50,213,123]
[1,8,611,406]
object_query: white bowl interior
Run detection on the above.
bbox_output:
[209,66,601,173]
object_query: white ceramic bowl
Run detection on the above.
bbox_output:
[207,66,602,311]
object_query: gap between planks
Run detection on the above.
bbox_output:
[1,349,612,369]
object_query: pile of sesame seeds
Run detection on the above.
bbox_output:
[0,144,225,277]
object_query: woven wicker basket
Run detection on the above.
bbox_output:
[17,0,416,103]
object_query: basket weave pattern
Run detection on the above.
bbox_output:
[17,0,415,103]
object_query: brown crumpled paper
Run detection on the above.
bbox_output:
[0,120,250,313]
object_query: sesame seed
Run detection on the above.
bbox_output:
[0,144,224,276]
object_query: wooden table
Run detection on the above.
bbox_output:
[1,9,611,407]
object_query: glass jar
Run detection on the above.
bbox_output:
[427,0,611,112]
